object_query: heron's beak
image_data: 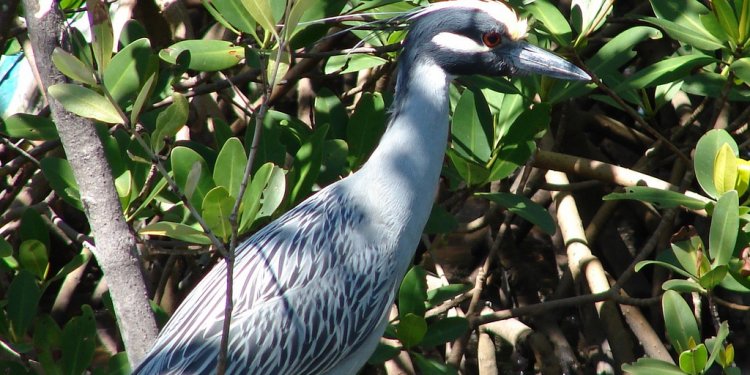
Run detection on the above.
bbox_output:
[504,42,590,81]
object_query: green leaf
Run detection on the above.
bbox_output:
[642,17,725,51]
[69,27,94,69]
[205,0,257,36]
[736,159,750,196]
[240,163,272,232]
[423,205,458,235]
[679,344,708,375]
[171,146,215,211]
[671,235,710,278]
[61,305,97,375]
[682,72,750,101]
[527,0,572,46]
[86,0,114,74]
[399,265,428,318]
[695,129,738,199]
[662,279,705,293]
[40,157,83,211]
[239,0,277,37]
[367,342,401,365]
[33,315,62,353]
[426,283,471,308]
[549,26,660,103]
[649,0,725,50]
[712,0,739,42]
[477,192,556,235]
[202,186,234,242]
[314,87,348,139]
[1,113,59,141]
[18,240,48,280]
[602,186,707,210]
[258,165,285,218]
[637,260,695,279]
[319,139,349,185]
[705,321,730,369]
[159,40,244,71]
[324,54,388,75]
[617,55,715,90]
[412,352,458,375]
[714,144,738,195]
[214,137,248,199]
[139,222,212,245]
[347,92,386,167]
[396,313,427,349]
[103,38,156,108]
[290,124,328,204]
[489,104,550,181]
[0,237,18,270]
[7,270,42,339]
[285,0,316,39]
[731,57,750,84]
[709,190,739,266]
[48,83,122,124]
[451,89,493,163]
[662,290,700,354]
[106,352,131,375]
[130,70,158,126]
[119,19,147,47]
[420,317,469,348]
[447,149,489,186]
[52,48,96,86]
[152,93,189,152]
[699,265,728,290]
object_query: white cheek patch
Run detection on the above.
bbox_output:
[431,32,489,53]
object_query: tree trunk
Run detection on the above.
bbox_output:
[21,0,158,367]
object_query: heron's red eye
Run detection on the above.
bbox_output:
[482,32,502,47]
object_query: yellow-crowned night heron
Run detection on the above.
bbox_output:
[134,1,589,373]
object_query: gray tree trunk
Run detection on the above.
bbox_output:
[21,0,158,367]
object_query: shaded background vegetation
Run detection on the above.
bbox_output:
[0,0,749,374]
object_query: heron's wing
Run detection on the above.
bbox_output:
[134,184,398,374]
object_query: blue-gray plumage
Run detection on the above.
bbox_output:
[134,1,589,374]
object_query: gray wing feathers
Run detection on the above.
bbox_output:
[134,184,397,374]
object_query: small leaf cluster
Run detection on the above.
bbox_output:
[369,266,471,375]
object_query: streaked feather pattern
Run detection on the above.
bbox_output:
[134,183,399,374]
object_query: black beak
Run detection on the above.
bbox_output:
[502,42,590,81]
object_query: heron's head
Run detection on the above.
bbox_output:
[404,0,589,81]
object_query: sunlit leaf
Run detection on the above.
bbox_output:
[396,313,427,349]
[695,129,738,199]
[527,0,572,46]
[202,186,234,241]
[709,190,738,266]
[48,83,122,124]
[103,38,156,108]
[324,54,388,75]
[399,265,427,318]
[662,290,700,353]
[139,222,212,245]
[86,0,114,74]
[603,186,707,210]
[52,48,96,86]
[713,144,738,195]
[159,40,244,71]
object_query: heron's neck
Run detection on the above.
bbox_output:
[358,60,451,233]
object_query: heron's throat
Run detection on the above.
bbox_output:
[359,59,452,223]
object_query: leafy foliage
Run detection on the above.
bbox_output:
[2,0,750,373]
